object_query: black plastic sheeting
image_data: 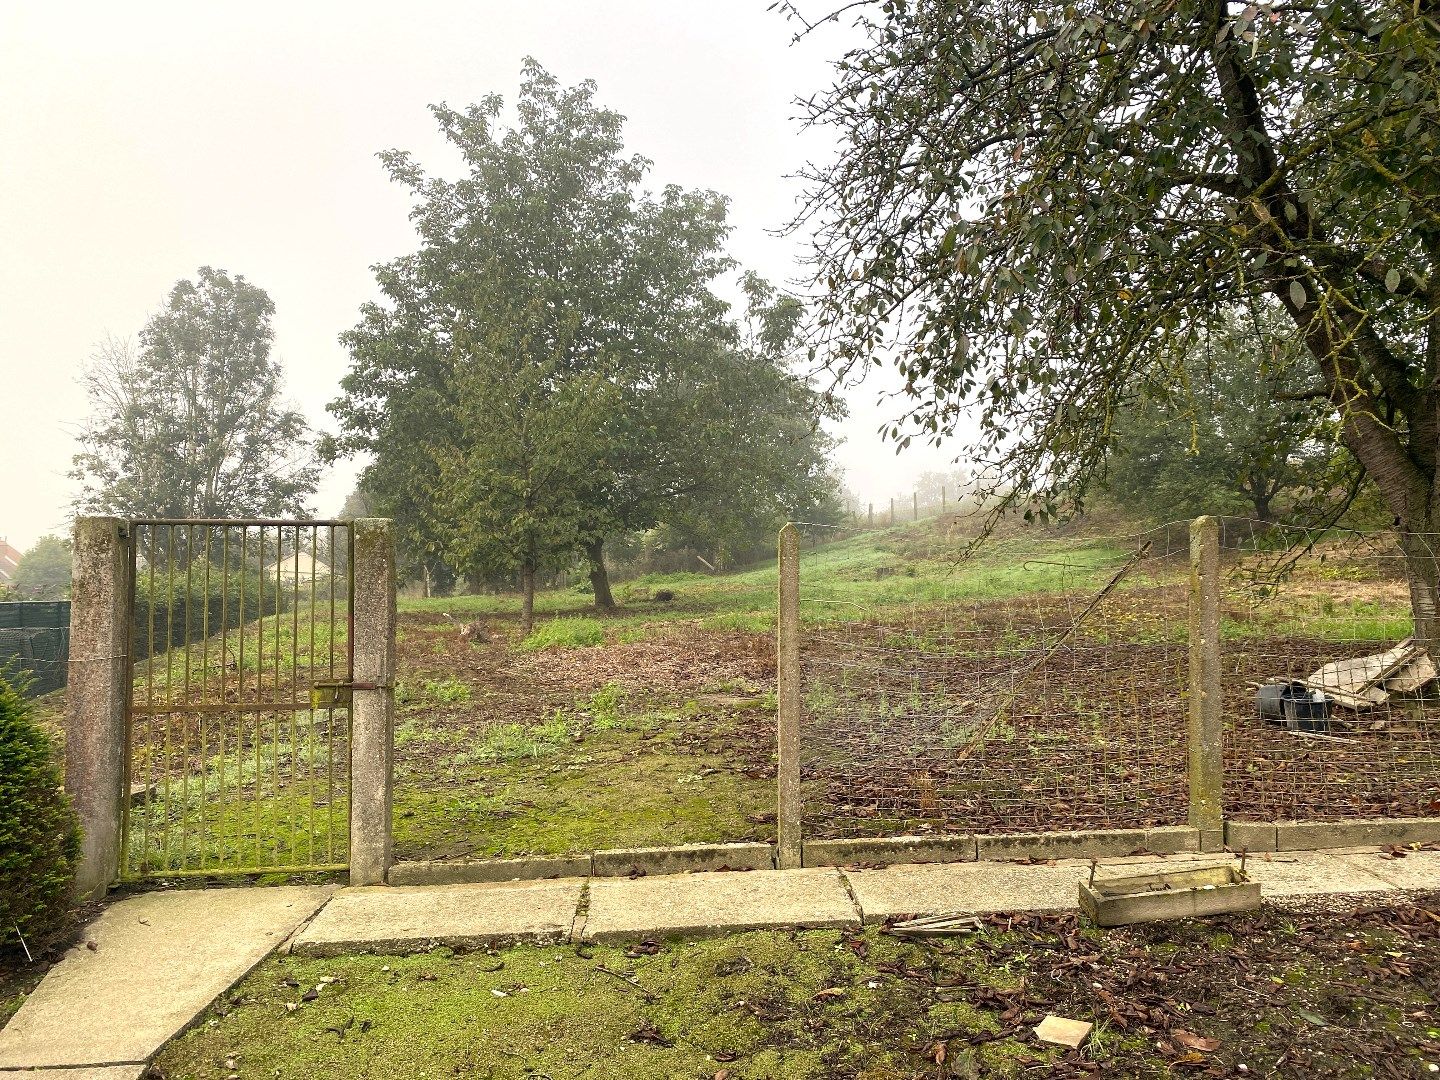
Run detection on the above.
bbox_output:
[0,601,70,697]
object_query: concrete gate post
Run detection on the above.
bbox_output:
[777,524,802,869]
[1188,516,1225,851]
[66,517,133,900]
[350,518,396,885]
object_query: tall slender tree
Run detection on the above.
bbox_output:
[72,268,319,520]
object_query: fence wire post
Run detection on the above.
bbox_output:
[350,518,396,885]
[1188,515,1225,851]
[65,516,132,899]
[777,523,802,869]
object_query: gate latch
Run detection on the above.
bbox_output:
[311,680,386,709]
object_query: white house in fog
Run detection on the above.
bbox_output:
[262,551,333,582]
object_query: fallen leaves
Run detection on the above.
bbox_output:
[1173,1030,1221,1052]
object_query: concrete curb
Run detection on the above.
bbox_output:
[592,842,775,877]
[803,834,977,867]
[975,826,1199,861]
[1225,817,1440,852]
[389,855,592,886]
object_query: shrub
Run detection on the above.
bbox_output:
[0,674,81,950]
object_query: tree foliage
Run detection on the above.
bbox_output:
[11,535,72,600]
[796,1,1440,633]
[72,268,320,520]
[329,62,840,616]
[1107,309,1337,523]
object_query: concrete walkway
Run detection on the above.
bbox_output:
[3,849,1438,1076]
[0,886,333,1078]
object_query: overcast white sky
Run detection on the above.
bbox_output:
[0,1,959,552]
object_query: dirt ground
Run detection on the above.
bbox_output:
[390,587,1438,861]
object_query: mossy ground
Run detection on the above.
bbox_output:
[150,927,1061,1080]
[146,895,1440,1078]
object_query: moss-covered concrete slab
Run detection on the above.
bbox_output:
[844,860,1090,922]
[582,868,858,941]
[0,886,332,1071]
[289,879,585,955]
[1334,849,1440,891]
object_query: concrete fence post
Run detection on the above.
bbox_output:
[942,486,947,513]
[776,523,802,869]
[1188,516,1224,851]
[889,497,895,525]
[867,503,873,528]
[913,492,919,521]
[66,517,133,900]
[350,518,396,885]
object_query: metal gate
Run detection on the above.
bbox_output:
[121,520,354,878]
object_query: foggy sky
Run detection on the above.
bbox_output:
[0,1,958,551]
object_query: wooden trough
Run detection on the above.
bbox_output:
[1079,863,1260,927]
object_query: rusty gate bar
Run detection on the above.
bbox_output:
[120,519,354,879]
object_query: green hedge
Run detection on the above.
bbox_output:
[0,673,80,950]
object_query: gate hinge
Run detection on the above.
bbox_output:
[310,680,392,709]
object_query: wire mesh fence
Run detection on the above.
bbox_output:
[798,526,1193,839]
[797,517,1440,843]
[1220,522,1440,822]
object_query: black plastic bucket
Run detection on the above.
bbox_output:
[1256,681,1331,732]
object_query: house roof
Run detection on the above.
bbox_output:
[0,540,20,584]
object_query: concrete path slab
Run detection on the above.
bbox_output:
[582,868,858,942]
[0,886,332,1071]
[0,1069,145,1079]
[1334,850,1440,891]
[1241,853,1398,898]
[844,860,1091,922]
[289,879,585,956]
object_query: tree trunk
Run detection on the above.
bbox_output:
[521,562,536,636]
[1397,527,1440,655]
[586,538,616,613]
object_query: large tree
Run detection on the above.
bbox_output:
[71,268,320,521]
[796,2,1440,642]
[330,62,841,613]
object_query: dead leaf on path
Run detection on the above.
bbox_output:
[1174,1030,1221,1052]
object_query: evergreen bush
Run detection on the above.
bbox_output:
[0,674,80,950]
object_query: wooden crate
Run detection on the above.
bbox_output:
[1079,864,1259,926]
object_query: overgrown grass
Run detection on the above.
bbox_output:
[520,616,606,650]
